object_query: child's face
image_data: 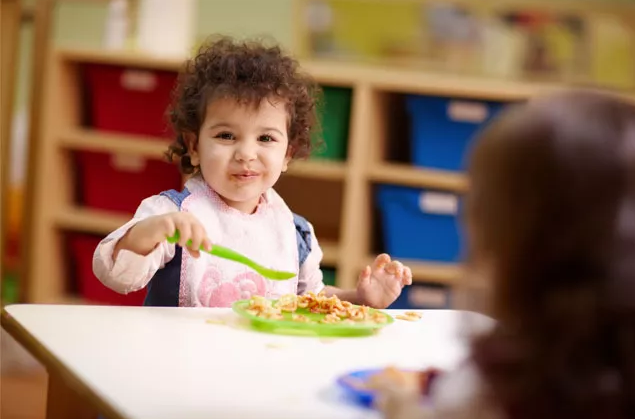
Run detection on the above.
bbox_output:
[188,97,291,213]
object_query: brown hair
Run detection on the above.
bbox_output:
[465,91,635,419]
[165,35,322,174]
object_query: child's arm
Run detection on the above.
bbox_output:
[93,195,179,294]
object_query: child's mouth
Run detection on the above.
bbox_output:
[232,171,259,181]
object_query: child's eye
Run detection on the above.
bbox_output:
[216,132,235,140]
[259,135,275,143]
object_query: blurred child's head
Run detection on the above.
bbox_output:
[465,90,635,418]
[166,36,321,213]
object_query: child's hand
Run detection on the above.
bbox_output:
[374,385,427,419]
[117,212,212,258]
[356,254,413,309]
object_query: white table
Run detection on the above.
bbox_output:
[1,304,493,419]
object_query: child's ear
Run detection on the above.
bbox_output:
[282,147,294,172]
[282,155,291,172]
[184,132,199,166]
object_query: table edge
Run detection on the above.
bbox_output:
[1,305,127,419]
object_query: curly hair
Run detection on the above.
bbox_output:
[165,35,323,174]
[465,90,635,419]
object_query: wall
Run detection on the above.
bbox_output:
[15,0,295,110]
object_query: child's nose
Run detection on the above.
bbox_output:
[234,140,258,162]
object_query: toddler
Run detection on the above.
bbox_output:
[93,36,413,308]
[379,90,635,419]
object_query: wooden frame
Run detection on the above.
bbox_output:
[25,46,635,305]
[20,0,113,302]
[1,0,23,292]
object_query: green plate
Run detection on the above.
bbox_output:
[232,299,395,337]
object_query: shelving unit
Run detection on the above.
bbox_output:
[294,0,635,92]
[24,46,635,306]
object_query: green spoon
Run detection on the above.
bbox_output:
[166,230,295,281]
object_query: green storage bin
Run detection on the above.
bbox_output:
[311,86,352,161]
[2,272,19,304]
[322,268,337,287]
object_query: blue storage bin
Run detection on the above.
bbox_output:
[376,185,462,262]
[406,95,506,171]
[389,283,451,310]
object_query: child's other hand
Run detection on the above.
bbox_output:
[374,385,427,419]
[357,254,413,309]
[118,212,212,258]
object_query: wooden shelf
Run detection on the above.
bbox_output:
[56,48,635,102]
[59,48,184,72]
[55,206,130,235]
[287,159,347,180]
[363,256,464,285]
[409,261,464,285]
[59,129,169,158]
[48,295,95,306]
[368,163,468,193]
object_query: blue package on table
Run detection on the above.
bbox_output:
[376,185,463,263]
[406,95,506,171]
[336,368,440,409]
[336,369,422,409]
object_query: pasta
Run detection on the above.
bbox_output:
[396,311,422,322]
[246,296,284,320]
[244,291,390,325]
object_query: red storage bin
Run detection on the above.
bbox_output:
[84,64,178,137]
[79,63,183,213]
[74,150,182,214]
[68,233,147,306]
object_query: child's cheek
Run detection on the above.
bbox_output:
[204,146,231,167]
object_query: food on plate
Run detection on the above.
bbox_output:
[321,313,341,324]
[396,311,423,322]
[276,293,298,312]
[244,292,389,325]
[246,296,284,320]
[291,313,311,323]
